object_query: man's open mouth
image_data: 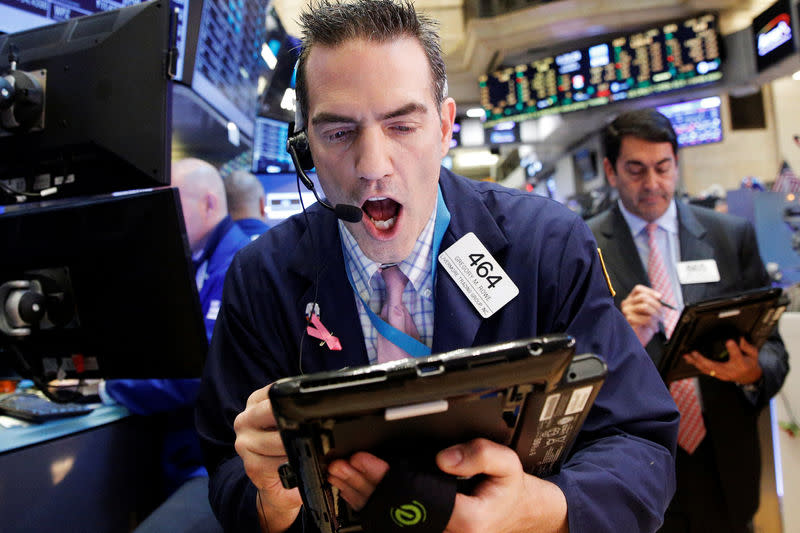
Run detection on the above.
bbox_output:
[362,197,401,231]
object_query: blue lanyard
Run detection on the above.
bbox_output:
[344,185,451,357]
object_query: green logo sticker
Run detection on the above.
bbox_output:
[390,500,427,527]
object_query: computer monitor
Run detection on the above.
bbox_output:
[0,0,193,83]
[258,171,319,224]
[256,6,301,124]
[752,0,797,72]
[657,96,723,148]
[0,187,207,380]
[252,116,294,174]
[0,0,174,205]
[572,148,598,182]
[190,0,270,140]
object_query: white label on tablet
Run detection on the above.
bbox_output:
[385,400,449,421]
[564,385,594,415]
[438,232,519,318]
[540,393,561,421]
[677,259,720,284]
[718,309,742,319]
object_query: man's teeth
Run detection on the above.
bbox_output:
[371,216,397,230]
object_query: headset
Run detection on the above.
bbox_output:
[286,103,362,223]
[285,103,362,376]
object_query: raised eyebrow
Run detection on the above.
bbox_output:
[311,102,428,127]
[382,102,428,120]
[311,112,357,126]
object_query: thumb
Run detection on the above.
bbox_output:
[436,438,518,479]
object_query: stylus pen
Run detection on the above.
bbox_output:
[659,299,677,311]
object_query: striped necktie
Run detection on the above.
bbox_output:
[646,223,706,454]
[376,265,421,363]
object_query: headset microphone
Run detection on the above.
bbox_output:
[286,124,363,223]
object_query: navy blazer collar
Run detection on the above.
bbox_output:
[675,201,715,305]
[432,168,509,353]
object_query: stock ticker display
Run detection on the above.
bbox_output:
[191,0,270,137]
[480,13,722,126]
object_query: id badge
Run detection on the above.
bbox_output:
[677,259,720,285]
[438,232,519,318]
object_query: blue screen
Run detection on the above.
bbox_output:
[657,96,723,147]
[252,116,294,174]
[191,0,270,139]
[257,171,320,224]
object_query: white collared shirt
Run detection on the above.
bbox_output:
[617,199,685,311]
[340,207,437,363]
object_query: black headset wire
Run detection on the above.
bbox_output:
[295,171,326,377]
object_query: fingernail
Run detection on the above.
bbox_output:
[438,448,463,467]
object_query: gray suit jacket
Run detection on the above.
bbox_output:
[588,201,789,525]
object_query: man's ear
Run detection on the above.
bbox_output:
[260,196,266,218]
[603,157,617,187]
[205,192,218,217]
[439,97,456,158]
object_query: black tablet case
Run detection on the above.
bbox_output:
[659,287,787,382]
[269,334,607,533]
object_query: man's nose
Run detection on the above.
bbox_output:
[354,127,392,181]
[642,168,659,188]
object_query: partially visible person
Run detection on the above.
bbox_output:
[102,158,250,533]
[172,159,253,339]
[588,108,789,533]
[224,169,271,240]
[196,2,679,533]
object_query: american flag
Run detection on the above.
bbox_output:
[772,161,800,193]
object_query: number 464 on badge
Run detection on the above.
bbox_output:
[438,232,519,318]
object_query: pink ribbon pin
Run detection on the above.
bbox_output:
[306,313,342,351]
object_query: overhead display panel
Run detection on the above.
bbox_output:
[479,13,722,126]
[657,96,723,147]
[752,0,796,72]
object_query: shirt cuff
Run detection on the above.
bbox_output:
[738,376,763,403]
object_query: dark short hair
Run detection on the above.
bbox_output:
[602,109,678,168]
[295,0,447,128]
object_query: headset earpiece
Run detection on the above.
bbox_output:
[287,124,315,172]
[286,123,364,223]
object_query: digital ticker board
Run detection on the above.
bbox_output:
[479,13,722,126]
